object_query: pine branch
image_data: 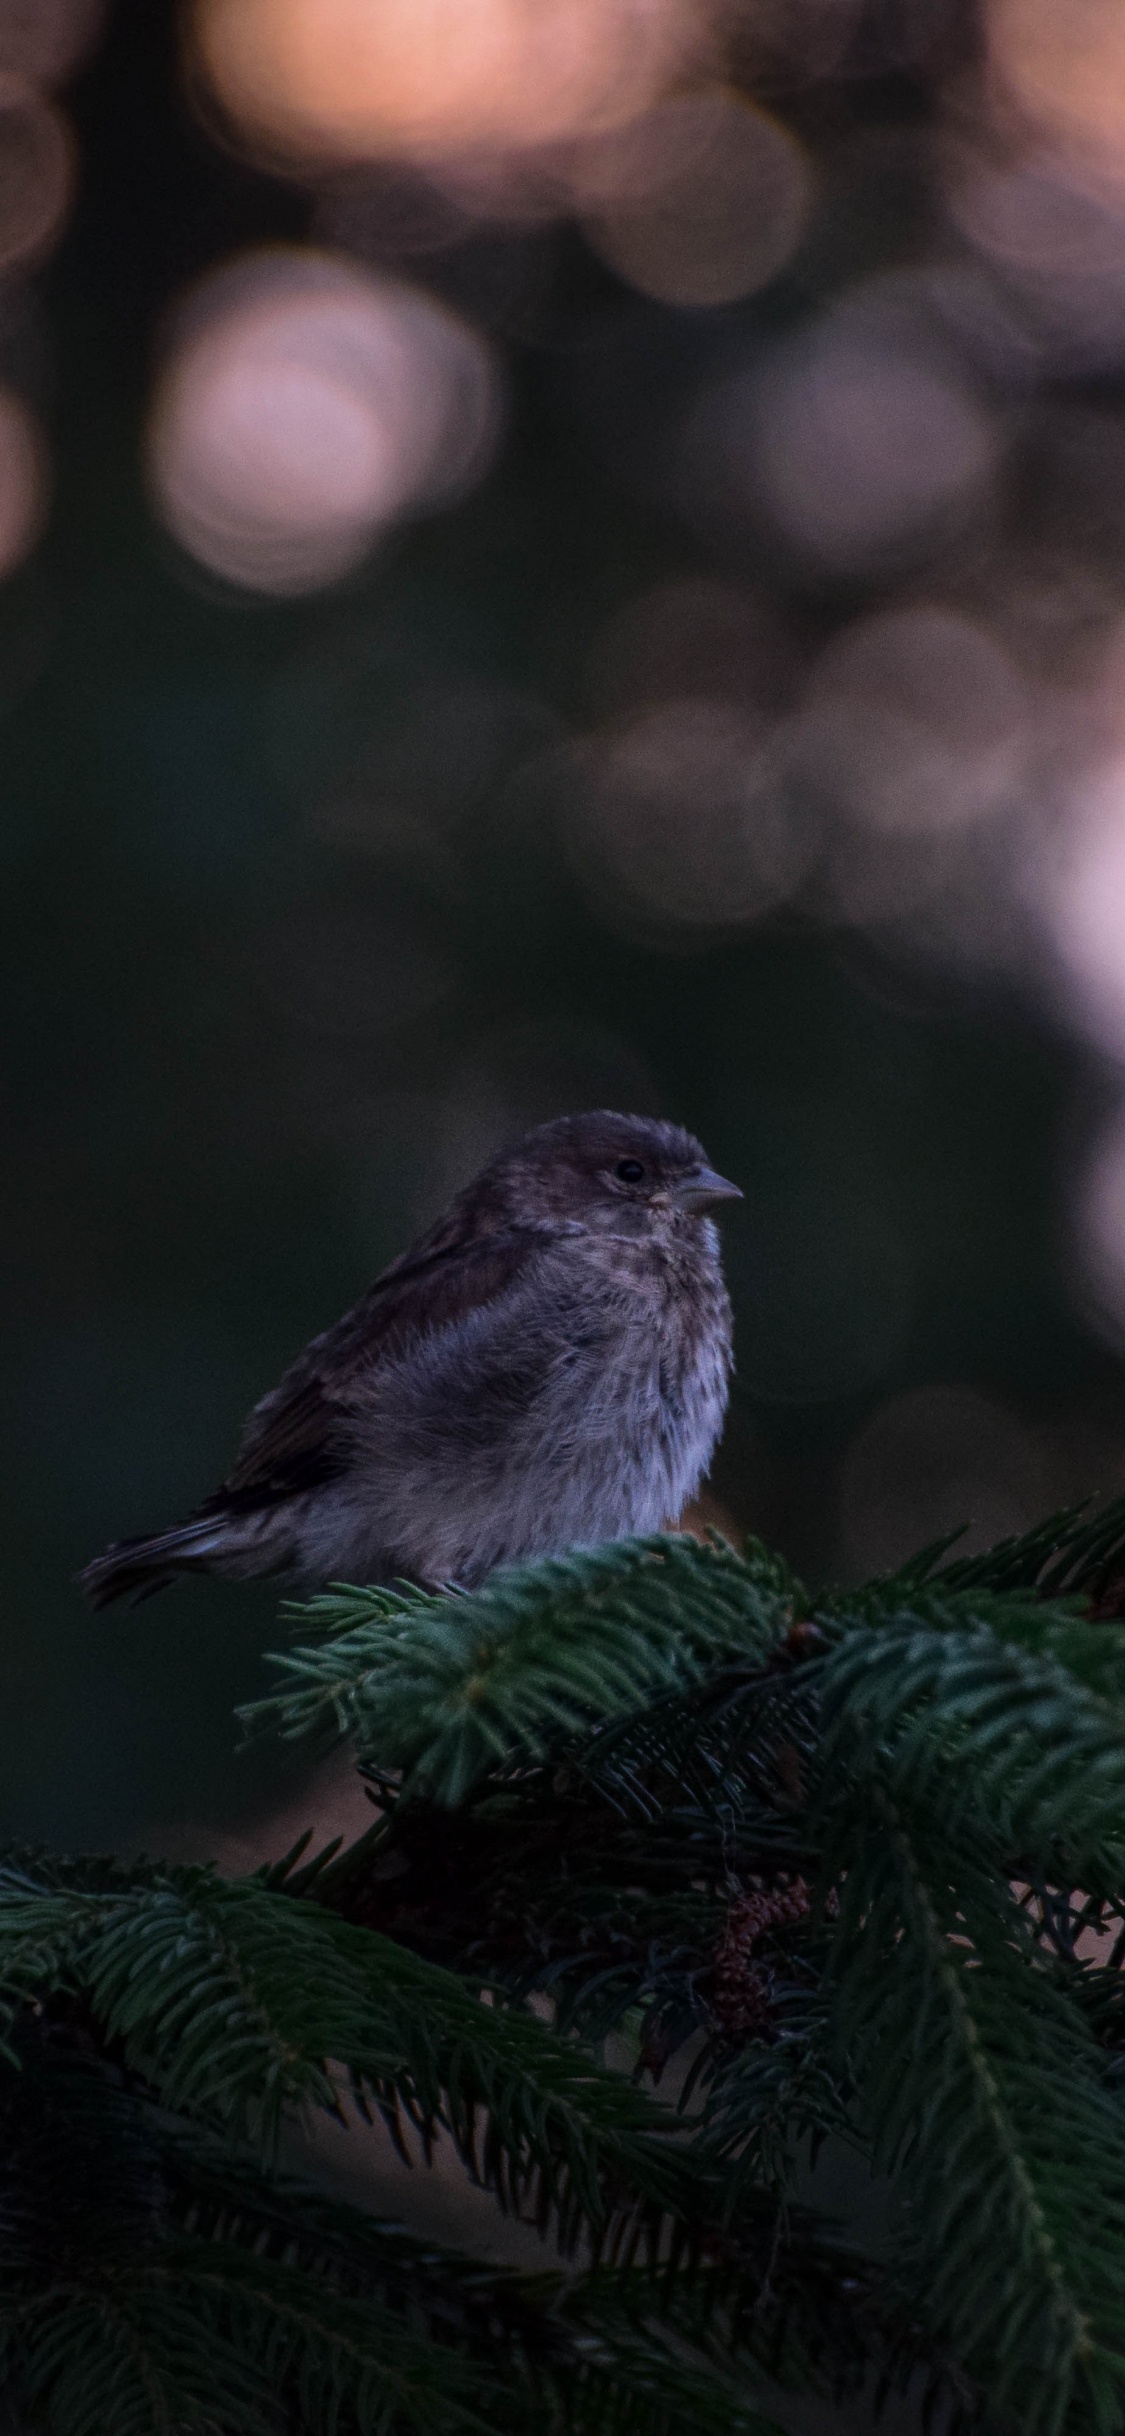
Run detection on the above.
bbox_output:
[0,2011,786,2436]
[814,1596,1125,1883]
[931,1494,1125,1609]
[168,2129,778,2432]
[821,1775,1125,2436]
[569,1661,819,1835]
[0,1852,705,2257]
[168,2122,856,2436]
[696,1991,848,2199]
[244,1535,797,1804]
[0,2284,269,2436]
[289,1778,790,2053]
[852,1494,1125,1609]
[253,1523,1125,2432]
[15,1508,1125,2433]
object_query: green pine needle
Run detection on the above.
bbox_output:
[244,1533,796,1803]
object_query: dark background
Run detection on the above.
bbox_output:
[3,0,1123,1859]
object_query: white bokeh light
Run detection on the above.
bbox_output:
[148,248,502,594]
[691,286,1002,576]
[790,605,1029,836]
[1047,766,1125,1058]
[570,697,809,934]
[1070,1098,1125,1353]
[946,146,1125,375]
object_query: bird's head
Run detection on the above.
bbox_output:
[479,1111,742,1238]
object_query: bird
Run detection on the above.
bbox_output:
[80,1110,741,1608]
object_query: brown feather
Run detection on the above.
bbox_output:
[212,1225,563,1514]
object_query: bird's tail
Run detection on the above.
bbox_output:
[79,1517,236,1609]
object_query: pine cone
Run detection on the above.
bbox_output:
[711,1880,811,2037]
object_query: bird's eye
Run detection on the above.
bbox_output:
[615,1158,646,1184]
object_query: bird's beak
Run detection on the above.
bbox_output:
[673,1167,743,1214]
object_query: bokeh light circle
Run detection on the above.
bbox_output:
[748,309,1000,573]
[791,606,1029,836]
[1069,1098,1125,1354]
[0,384,47,576]
[0,0,104,84]
[988,0,1125,195]
[1046,769,1125,1059]
[587,575,798,722]
[946,146,1125,374]
[193,0,704,171]
[571,698,809,935]
[147,248,502,595]
[0,74,74,272]
[577,90,812,309]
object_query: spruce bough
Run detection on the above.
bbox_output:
[8,1509,1125,2432]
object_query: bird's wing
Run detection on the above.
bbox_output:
[205,1223,561,1514]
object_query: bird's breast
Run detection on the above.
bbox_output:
[564,1226,732,1464]
[328,1220,732,1589]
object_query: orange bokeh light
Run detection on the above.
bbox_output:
[988,0,1125,193]
[193,0,705,171]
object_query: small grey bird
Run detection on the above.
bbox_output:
[81,1110,741,1607]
